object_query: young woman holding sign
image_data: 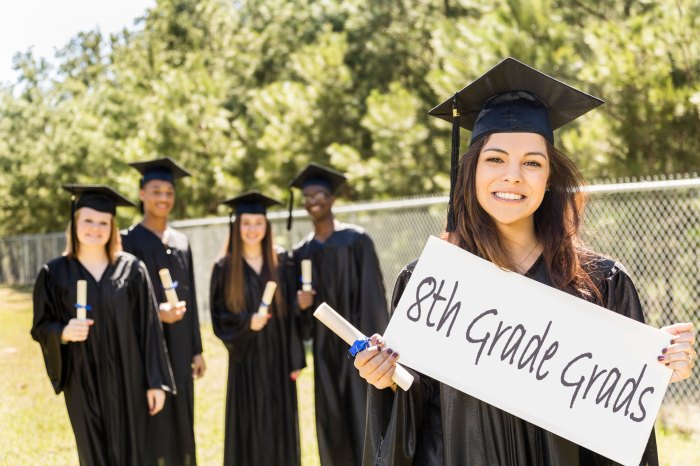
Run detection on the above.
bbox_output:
[353,58,696,465]
[31,185,174,466]
[209,191,306,466]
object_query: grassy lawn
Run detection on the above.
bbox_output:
[2,284,697,465]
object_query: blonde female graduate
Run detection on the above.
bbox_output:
[353,58,696,466]
[209,191,306,466]
[31,185,174,466]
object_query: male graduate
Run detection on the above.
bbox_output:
[121,157,204,466]
[289,162,389,466]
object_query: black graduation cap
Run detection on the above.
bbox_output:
[428,57,604,231]
[128,157,191,186]
[287,162,347,230]
[220,191,282,253]
[62,184,135,253]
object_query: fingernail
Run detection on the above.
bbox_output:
[386,348,393,355]
[657,356,664,361]
[671,339,675,344]
[392,352,399,359]
[665,363,670,366]
[662,348,667,354]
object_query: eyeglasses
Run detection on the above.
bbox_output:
[302,191,329,203]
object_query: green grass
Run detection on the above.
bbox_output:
[2,284,697,465]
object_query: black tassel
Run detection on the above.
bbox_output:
[286,188,294,231]
[446,94,460,232]
[228,212,234,254]
[70,195,77,256]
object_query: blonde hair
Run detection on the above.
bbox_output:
[64,208,122,264]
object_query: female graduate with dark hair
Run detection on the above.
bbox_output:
[31,185,175,466]
[209,191,306,466]
[353,58,697,465]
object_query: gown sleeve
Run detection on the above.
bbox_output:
[353,232,389,336]
[30,265,69,394]
[279,251,307,372]
[187,246,203,356]
[209,261,254,362]
[363,262,444,466]
[133,260,176,393]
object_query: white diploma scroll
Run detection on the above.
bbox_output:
[301,259,312,292]
[159,268,180,306]
[258,281,278,315]
[76,280,87,320]
[313,302,414,391]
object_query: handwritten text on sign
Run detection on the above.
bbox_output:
[383,236,671,466]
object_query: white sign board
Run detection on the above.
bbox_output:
[383,236,672,466]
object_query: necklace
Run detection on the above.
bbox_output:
[516,241,540,273]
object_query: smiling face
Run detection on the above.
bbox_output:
[475,132,550,233]
[75,207,113,248]
[302,184,334,222]
[239,213,267,247]
[139,179,175,218]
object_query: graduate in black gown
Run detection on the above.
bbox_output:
[121,157,204,466]
[210,191,306,466]
[288,163,389,466]
[352,58,697,466]
[31,185,175,466]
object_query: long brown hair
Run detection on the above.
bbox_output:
[223,215,285,315]
[445,134,601,302]
[64,209,122,264]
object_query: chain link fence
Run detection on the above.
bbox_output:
[1,176,698,403]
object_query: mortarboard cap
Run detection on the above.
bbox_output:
[287,162,347,230]
[62,184,135,253]
[220,190,281,253]
[428,57,604,231]
[220,190,282,216]
[128,157,191,186]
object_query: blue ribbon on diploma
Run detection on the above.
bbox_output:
[163,281,179,291]
[74,303,92,311]
[348,338,371,359]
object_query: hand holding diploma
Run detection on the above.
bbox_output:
[313,302,414,391]
[159,301,187,323]
[61,318,94,343]
[297,259,316,310]
[158,268,187,323]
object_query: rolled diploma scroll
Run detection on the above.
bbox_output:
[159,268,180,306]
[301,259,312,292]
[76,280,87,321]
[313,302,414,391]
[258,281,278,315]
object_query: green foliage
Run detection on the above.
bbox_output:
[1,0,699,234]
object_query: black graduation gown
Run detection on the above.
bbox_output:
[121,224,203,466]
[363,255,660,466]
[210,252,306,466]
[293,222,389,466]
[31,253,175,466]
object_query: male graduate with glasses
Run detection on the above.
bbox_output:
[288,162,389,466]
